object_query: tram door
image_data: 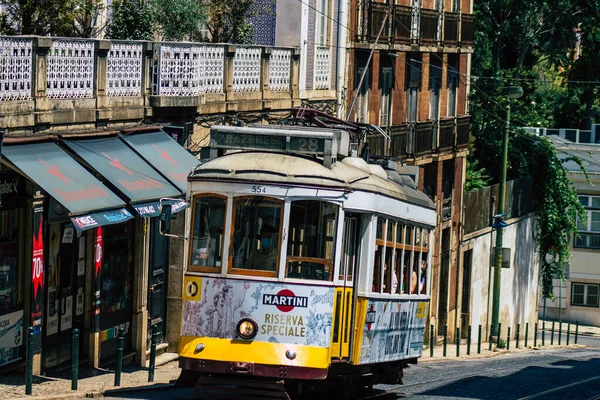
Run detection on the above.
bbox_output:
[332,214,360,359]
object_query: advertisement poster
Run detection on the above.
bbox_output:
[31,203,44,352]
[181,277,334,347]
[60,295,73,331]
[0,310,24,367]
[92,227,103,332]
[358,299,428,364]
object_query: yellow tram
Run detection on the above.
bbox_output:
[172,125,436,396]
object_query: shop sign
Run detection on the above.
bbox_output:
[31,204,44,352]
[92,227,103,332]
[0,170,25,204]
[100,321,130,342]
[71,209,133,231]
[133,199,187,218]
[180,277,334,347]
[0,310,24,367]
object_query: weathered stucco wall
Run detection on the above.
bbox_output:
[462,213,540,341]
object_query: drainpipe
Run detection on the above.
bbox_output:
[336,0,347,119]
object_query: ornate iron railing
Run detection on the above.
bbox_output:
[460,13,474,47]
[315,46,331,90]
[233,46,261,92]
[443,12,459,46]
[107,41,143,97]
[47,39,95,99]
[269,49,291,91]
[153,43,225,96]
[0,37,32,101]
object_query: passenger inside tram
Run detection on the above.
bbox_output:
[246,225,278,270]
[419,259,427,294]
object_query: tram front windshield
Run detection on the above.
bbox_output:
[231,197,283,272]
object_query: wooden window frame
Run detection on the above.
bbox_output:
[187,193,228,273]
[285,200,339,282]
[227,196,285,278]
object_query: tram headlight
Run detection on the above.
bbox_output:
[236,318,258,340]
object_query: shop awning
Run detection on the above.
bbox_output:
[2,142,133,231]
[121,131,200,192]
[63,137,184,218]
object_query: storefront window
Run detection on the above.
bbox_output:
[0,209,23,313]
[286,200,338,281]
[230,197,283,276]
[189,195,226,272]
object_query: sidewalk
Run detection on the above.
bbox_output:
[0,359,181,400]
[1,320,598,400]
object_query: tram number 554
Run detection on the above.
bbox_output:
[252,185,267,194]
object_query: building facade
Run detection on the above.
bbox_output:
[345,0,474,339]
[529,127,600,326]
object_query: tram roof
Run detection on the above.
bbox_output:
[189,152,435,210]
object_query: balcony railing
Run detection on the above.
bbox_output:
[390,124,409,157]
[357,3,469,48]
[415,120,434,155]
[460,14,474,47]
[443,12,459,46]
[420,9,439,45]
[456,115,470,148]
[439,117,456,150]
[369,2,391,42]
[0,37,318,133]
[442,197,452,220]
[392,5,413,45]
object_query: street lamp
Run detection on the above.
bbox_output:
[490,87,523,338]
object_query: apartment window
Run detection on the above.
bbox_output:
[317,0,328,46]
[575,195,600,249]
[571,283,599,307]
[380,67,393,127]
[356,67,370,123]
[447,54,458,117]
[411,0,420,42]
[406,55,421,122]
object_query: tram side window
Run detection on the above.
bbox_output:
[189,195,226,271]
[286,201,337,281]
[372,218,385,292]
[231,197,283,275]
[383,221,397,294]
[419,228,429,294]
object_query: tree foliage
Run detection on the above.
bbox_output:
[152,0,206,41]
[106,0,154,40]
[0,0,103,37]
[201,0,274,44]
[471,0,596,298]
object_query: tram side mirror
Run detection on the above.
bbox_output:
[159,204,172,235]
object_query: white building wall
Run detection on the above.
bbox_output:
[463,214,540,341]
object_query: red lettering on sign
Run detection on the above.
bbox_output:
[104,152,133,175]
[117,178,164,191]
[152,144,179,167]
[40,159,73,186]
[54,186,108,202]
[32,215,44,301]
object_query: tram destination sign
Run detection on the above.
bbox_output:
[210,126,328,155]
